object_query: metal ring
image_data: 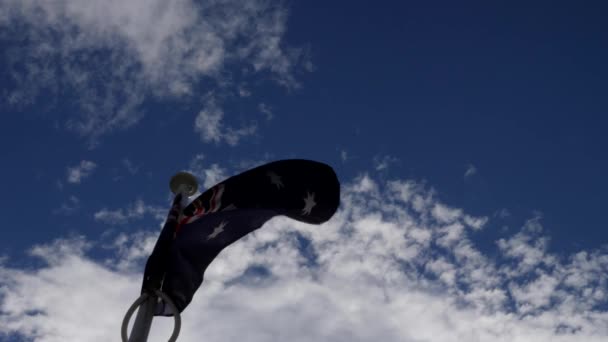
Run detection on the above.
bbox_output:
[155,290,181,342]
[121,290,181,342]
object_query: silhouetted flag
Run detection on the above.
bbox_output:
[141,159,340,315]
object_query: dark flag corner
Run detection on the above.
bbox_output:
[142,159,340,315]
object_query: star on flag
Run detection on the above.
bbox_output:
[302,192,317,215]
[267,171,284,189]
[206,221,227,240]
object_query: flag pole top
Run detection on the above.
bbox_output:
[169,172,198,196]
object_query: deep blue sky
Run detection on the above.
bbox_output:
[282,0,608,252]
[1,0,607,260]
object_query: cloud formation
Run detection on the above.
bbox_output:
[258,103,273,120]
[187,154,228,191]
[52,195,81,215]
[1,0,305,144]
[373,155,399,171]
[94,199,166,225]
[66,160,97,184]
[465,164,477,178]
[1,174,607,341]
[122,159,139,176]
[194,98,257,146]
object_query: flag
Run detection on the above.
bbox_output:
[141,159,340,315]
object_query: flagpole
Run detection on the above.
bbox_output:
[122,173,195,342]
[122,290,181,342]
[127,292,156,342]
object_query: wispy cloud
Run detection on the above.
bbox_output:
[188,154,228,190]
[238,85,252,97]
[432,203,464,224]
[2,174,607,341]
[122,158,139,176]
[495,208,511,219]
[94,199,165,225]
[52,195,80,215]
[1,0,307,144]
[194,98,257,146]
[465,163,477,178]
[340,150,349,162]
[373,155,399,171]
[66,160,97,184]
[258,103,273,120]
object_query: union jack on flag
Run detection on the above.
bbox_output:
[177,183,225,227]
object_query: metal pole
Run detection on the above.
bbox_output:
[122,290,181,342]
[127,185,184,342]
[122,176,193,341]
[128,293,157,342]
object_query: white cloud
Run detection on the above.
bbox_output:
[122,158,139,175]
[200,164,228,190]
[1,0,305,143]
[0,237,135,342]
[465,164,477,178]
[238,85,252,97]
[497,215,554,277]
[52,195,80,215]
[94,199,165,225]
[194,98,257,146]
[373,155,398,171]
[496,208,511,219]
[66,160,97,184]
[258,103,273,120]
[107,231,160,272]
[1,175,607,341]
[464,215,488,230]
[432,203,463,224]
[340,150,349,162]
[187,154,228,190]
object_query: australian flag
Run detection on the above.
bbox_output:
[141,159,340,315]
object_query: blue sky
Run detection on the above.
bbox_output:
[1,1,607,341]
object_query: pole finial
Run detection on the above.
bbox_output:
[169,172,198,196]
